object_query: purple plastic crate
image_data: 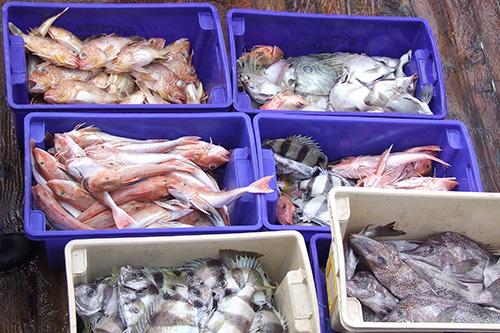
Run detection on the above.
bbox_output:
[3,2,231,143]
[24,112,263,268]
[254,113,483,240]
[227,9,446,119]
[310,233,334,333]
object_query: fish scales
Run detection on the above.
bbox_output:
[264,136,327,168]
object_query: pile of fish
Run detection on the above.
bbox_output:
[345,223,500,323]
[9,8,205,104]
[238,45,433,114]
[31,126,273,230]
[264,136,457,226]
[75,250,287,333]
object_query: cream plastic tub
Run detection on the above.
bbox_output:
[325,187,500,332]
[65,231,320,333]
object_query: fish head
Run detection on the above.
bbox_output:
[276,195,295,225]
[249,45,284,66]
[78,46,108,71]
[350,234,403,277]
[54,133,86,162]
[46,180,75,199]
[119,266,152,292]
[74,282,107,317]
[33,147,56,172]
[203,144,230,170]
[28,63,55,93]
[164,38,190,60]
[44,83,71,104]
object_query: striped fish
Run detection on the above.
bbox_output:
[293,194,330,226]
[299,170,354,197]
[264,135,328,168]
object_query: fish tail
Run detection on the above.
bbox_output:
[246,175,274,194]
[111,205,136,229]
[8,22,25,37]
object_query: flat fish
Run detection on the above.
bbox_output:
[288,55,337,96]
[263,135,327,168]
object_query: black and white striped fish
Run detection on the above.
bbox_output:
[299,170,354,197]
[263,135,328,168]
[293,194,330,226]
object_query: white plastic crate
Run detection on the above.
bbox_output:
[65,231,320,333]
[326,188,500,332]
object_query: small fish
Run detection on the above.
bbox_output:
[48,26,82,53]
[249,305,287,333]
[294,194,330,226]
[260,92,309,110]
[118,266,162,333]
[167,141,230,171]
[29,62,95,94]
[392,177,458,191]
[78,34,138,70]
[53,133,86,164]
[239,59,283,104]
[405,232,497,282]
[105,73,136,98]
[133,63,187,103]
[46,179,96,211]
[44,79,119,104]
[264,135,327,168]
[299,169,354,197]
[106,42,172,73]
[347,271,399,319]
[120,90,146,104]
[32,146,71,181]
[273,153,317,181]
[9,22,79,68]
[350,234,432,299]
[328,68,373,112]
[89,72,110,90]
[384,293,500,323]
[276,194,295,225]
[238,45,284,67]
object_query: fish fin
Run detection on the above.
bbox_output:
[287,134,322,151]
[375,145,393,177]
[32,7,69,37]
[444,259,481,275]
[482,278,500,308]
[219,249,264,270]
[8,22,25,37]
[435,306,458,322]
[418,84,434,104]
[246,175,274,194]
[361,221,406,238]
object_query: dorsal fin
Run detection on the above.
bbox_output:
[287,134,322,151]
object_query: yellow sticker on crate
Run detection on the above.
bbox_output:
[325,251,337,317]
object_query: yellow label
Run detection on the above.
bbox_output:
[325,249,337,318]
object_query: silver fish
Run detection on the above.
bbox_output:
[384,293,500,323]
[238,59,282,104]
[294,194,330,226]
[249,305,287,333]
[347,271,399,319]
[299,169,353,197]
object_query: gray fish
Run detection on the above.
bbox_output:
[75,276,118,328]
[238,59,282,104]
[345,222,406,279]
[264,135,328,168]
[384,293,500,323]
[294,194,330,226]
[347,271,399,319]
[405,232,497,283]
[118,266,162,333]
[273,153,317,181]
[288,55,337,96]
[249,305,287,333]
[350,234,432,299]
[403,255,500,309]
[299,169,353,197]
[92,314,125,333]
[383,240,421,253]
[484,259,500,288]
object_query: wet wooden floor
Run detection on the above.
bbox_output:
[0,0,498,332]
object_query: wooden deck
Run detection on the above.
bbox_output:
[0,0,498,332]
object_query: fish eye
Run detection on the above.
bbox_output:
[376,256,387,266]
[133,271,144,279]
[40,67,48,74]
[427,245,435,254]
[79,52,87,59]
[219,280,226,287]
[86,288,96,296]
[209,164,217,170]
[303,65,313,74]
[131,306,140,314]
[59,191,65,196]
